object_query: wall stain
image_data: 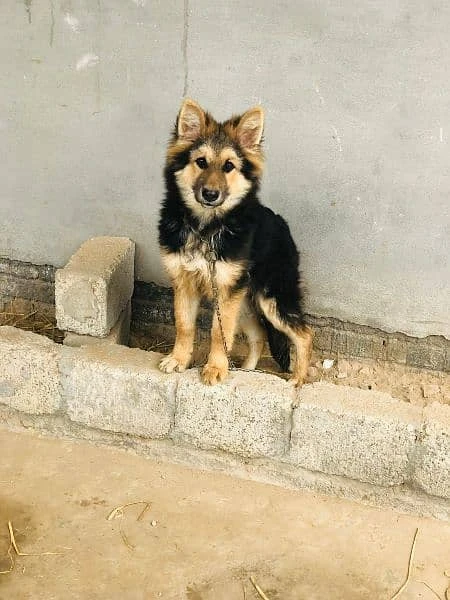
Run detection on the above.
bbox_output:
[24,0,32,24]
[182,0,190,97]
[95,0,103,113]
[49,0,55,47]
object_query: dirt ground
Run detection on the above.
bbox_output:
[0,429,449,600]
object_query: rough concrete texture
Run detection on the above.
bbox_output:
[413,401,450,499]
[289,382,422,486]
[61,345,177,438]
[0,326,61,414]
[0,273,55,305]
[174,369,295,458]
[63,300,131,348]
[55,237,135,336]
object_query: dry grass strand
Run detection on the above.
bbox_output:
[107,501,151,551]
[1,520,66,575]
[107,501,151,522]
[415,581,443,599]
[390,528,419,600]
[250,575,271,600]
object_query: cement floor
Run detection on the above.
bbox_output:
[0,428,449,600]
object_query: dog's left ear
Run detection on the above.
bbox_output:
[236,106,264,151]
[177,99,205,142]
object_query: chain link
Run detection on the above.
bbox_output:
[206,247,236,370]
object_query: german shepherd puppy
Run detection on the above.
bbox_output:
[158,99,313,386]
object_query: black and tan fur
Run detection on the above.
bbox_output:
[158,99,313,386]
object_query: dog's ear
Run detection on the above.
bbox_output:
[177,99,205,142]
[236,106,264,150]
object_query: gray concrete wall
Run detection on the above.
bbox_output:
[1,0,449,339]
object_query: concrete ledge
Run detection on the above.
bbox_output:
[0,325,449,517]
[289,383,421,486]
[55,237,135,336]
[0,326,61,414]
[61,344,177,438]
[413,402,450,499]
[173,369,295,458]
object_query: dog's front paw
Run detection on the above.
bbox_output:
[201,363,228,385]
[159,353,189,374]
[288,375,305,388]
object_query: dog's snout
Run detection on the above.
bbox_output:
[201,187,220,203]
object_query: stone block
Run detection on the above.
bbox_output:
[289,382,421,486]
[0,326,61,414]
[413,402,450,499]
[61,345,176,438]
[63,301,131,347]
[173,369,295,458]
[55,237,134,336]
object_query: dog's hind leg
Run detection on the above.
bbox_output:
[238,298,265,370]
[159,276,200,373]
[256,295,313,387]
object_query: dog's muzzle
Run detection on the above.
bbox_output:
[198,187,224,207]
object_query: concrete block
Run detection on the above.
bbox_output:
[407,343,446,371]
[61,345,176,438]
[63,301,131,348]
[0,326,61,414]
[173,369,295,458]
[413,402,450,499]
[289,382,422,486]
[0,274,55,304]
[55,237,135,336]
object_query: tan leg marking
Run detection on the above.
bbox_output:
[238,298,265,370]
[159,276,200,374]
[256,296,314,388]
[201,288,246,385]
[288,325,314,387]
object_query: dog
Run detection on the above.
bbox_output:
[158,99,313,386]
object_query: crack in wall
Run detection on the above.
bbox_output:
[24,0,32,24]
[49,0,55,47]
[182,0,189,97]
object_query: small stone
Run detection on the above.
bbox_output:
[421,383,440,399]
[359,366,372,377]
[322,359,334,370]
[151,520,157,527]
[336,372,348,379]
[407,385,425,406]
[307,366,319,378]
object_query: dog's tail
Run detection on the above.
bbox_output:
[261,316,291,372]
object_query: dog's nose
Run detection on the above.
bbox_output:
[201,187,220,203]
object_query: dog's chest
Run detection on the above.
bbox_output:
[179,235,210,275]
[162,234,245,292]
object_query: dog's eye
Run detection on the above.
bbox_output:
[195,157,208,169]
[223,160,235,173]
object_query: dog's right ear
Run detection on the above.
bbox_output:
[177,99,205,142]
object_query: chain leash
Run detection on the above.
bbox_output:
[205,245,236,370]
[189,224,285,377]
